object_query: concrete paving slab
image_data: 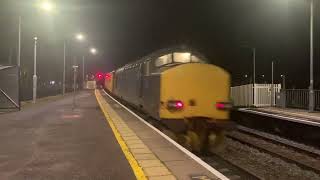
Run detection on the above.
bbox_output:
[151,147,190,162]
[144,166,172,176]
[133,154,158,160]
[148,175,177,180]
[131,148,153,154]
[138,160,163,168]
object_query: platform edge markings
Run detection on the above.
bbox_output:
[238,108,320,127]
[102,89,230,180]
[96,90,176,180]
[95,90,147,180]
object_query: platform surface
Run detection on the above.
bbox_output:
[0,90,227,180]
[239,107,320,127]
[97,89,226,180]
[0,91,135,180]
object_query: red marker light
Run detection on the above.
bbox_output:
[175,101,184,109]
[96,72,104,80]
[167,100,184,110]
[216,102,232,110]
[105,73,112,80]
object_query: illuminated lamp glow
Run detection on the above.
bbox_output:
[216,103,225,109]
[175,101,184,109]
[40,1,54,12]
[167,100,184,110]
[96,72,104,80]
[216,102,232,110]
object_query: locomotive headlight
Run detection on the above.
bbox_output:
[167,100,184,111]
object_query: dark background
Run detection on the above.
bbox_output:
[0,0,319,98]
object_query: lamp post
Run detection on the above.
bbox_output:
[33,37,38,103]
[17,1,54,104]
[271,61,274,106]
[17,16,21,67]
[281,75,286,90]
[62,33,85,95]
[74,33,85,89]
[72,65,78,109]
[62,41,66,95]
[17,1,54,66]
[240,45,256,105]
[253,48,256,85]
[82,55,85,88]
[309,0,315,112]
[82,48,97,88]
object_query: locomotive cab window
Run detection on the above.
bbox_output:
[154,52,203,67]
[173,52,191,63]
[155,54,173,67]
[191,55,204,63]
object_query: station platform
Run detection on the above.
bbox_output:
[238,107,320,127]
[0,90,227,180]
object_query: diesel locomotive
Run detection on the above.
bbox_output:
[104,47,232,152]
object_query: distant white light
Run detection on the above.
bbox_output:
[76,33,84,41]
[40,1,54,12]
[34,37,38,40]
[244,74,248,78]
[261,75,265,78]
[50,80,55,85]
[90,48,97,54]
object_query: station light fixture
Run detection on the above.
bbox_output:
[90,48,97,54]
[76,33,85,41]
[39,1,54,12]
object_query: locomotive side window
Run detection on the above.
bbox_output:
[173,52,191,63]
[155,54,172,67]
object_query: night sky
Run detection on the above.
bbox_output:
[0,0,319,89]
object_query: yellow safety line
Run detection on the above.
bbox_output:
[95,90,147,180]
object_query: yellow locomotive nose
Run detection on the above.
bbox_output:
[159,63,231,121]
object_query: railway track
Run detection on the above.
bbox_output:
[226,126,320,175]
[236,125,320,157]
[200,153,261,180]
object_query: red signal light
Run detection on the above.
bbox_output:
[96,73,103,80]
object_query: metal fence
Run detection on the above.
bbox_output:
[0,66,20,110]
[254,84,281,106]
[230,84,253,107]
[316,90,320,111]
[230,83,281,107]
[286,89,309,109]
[285,89,320,111]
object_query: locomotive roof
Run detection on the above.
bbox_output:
[117,46,209,71]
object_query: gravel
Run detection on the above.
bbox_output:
[216,138,320,180]
[228,130,320,172]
